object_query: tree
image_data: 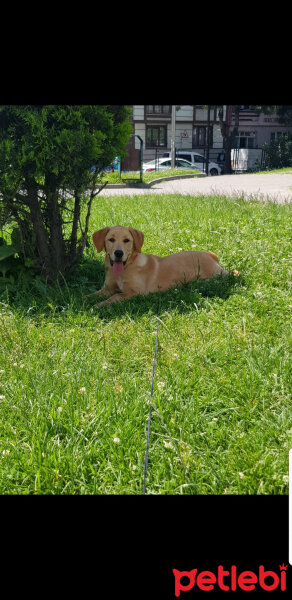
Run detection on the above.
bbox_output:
[217,106,239,174]
[216,105,279,174]
[263,133,292,169]
[0,105,132,281]
[277,106,292,125]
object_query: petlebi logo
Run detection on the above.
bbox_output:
[173,564,288,594]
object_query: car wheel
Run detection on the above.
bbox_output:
[210,168,218,176]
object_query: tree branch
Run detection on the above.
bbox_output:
[77,179,108,262]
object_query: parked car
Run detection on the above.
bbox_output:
[162,150,221,175]
[142,157,198,173]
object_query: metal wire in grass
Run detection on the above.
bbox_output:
[143,311,160,495]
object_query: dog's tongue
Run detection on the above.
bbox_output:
[112,261,124,276]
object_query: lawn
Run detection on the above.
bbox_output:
[255,167,292,174]
[101,167,200,184]
[0,193,291,494]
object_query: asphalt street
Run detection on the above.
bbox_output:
[98,173,292,203]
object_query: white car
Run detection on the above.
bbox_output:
[142,157,198,173]
[162,150,221,175]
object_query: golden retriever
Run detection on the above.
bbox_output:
[92,225,230,305]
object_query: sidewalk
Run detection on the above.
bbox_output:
[98,173,292,203]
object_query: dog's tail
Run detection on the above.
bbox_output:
[207,250,240,276]
[207,250,219,263]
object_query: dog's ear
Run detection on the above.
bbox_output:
[92,228,110,253]
[128,228,144,253]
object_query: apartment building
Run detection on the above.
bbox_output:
[129,105,223,164]
[122,105,292,169]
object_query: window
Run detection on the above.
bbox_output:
[270,132,286,142]
[146,106,170,114]
[146,125,167,147]
[193,154,205,164]
[179,153,192,162]
[239,105,256,111]
[235,131,256,149]
[193,126,213,147]
[176,159,192,168]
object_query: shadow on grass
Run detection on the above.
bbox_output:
[93,272,243,322]
[1,257,243,321]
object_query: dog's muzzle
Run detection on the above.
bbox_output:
[114,249,124,260]
[109,251,127,275]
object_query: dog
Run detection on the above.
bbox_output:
[91,225,230,305]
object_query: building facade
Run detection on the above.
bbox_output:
[122,105,292,168]
[132,105,224,162]
[229,106,292,149]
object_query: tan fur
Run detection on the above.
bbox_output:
[91,225,228,305]
[206,250,219,263]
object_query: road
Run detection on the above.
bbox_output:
[98,173,292,203]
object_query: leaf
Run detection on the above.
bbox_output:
[0,245,17,261]
[24,258,35,268]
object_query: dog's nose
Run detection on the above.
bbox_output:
[114,249,124,260]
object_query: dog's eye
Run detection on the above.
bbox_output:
[123,239,130,243]
[109,238,115,242]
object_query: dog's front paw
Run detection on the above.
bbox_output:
[85,289,109,300]
[97,298,111,306]
[97,293,130,306]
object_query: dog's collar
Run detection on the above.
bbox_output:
[132,254,137,263]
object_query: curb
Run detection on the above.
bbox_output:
[146,173,206,187]
[97,173,207,190]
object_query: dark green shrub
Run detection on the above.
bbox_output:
[263,133,292,170]
[0,105,132,281]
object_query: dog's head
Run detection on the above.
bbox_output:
[92,226,144,276]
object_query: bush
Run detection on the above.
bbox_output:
[263,133,292,170]
[0,105,132,282]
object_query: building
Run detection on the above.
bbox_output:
[130,105,223,164]
[229,106,292,149]
[122,105,292,170]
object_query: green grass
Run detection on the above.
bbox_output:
[101,168,200,185]
[142,168,199,182]
[0,194,291,494]
[252,167,292,175]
